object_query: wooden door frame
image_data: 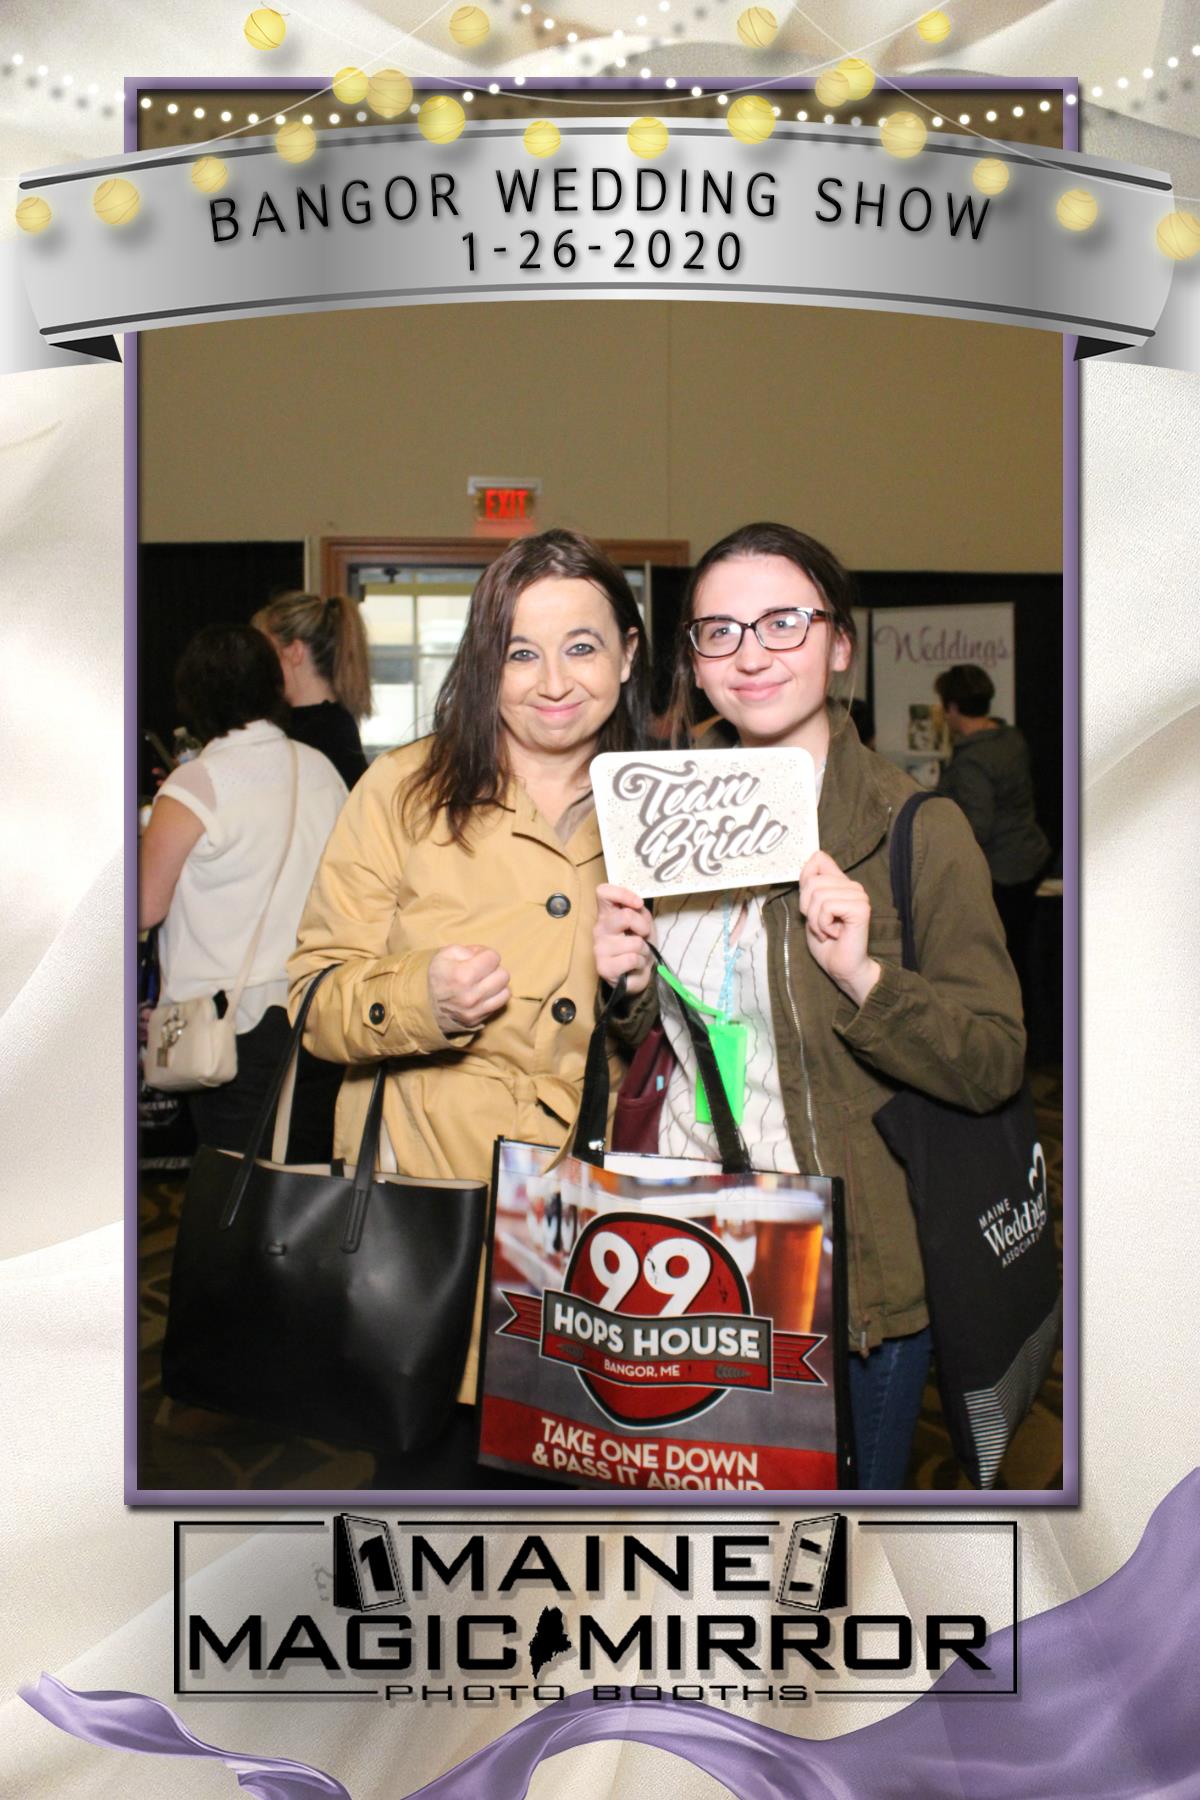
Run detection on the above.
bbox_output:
[320,535,690,596]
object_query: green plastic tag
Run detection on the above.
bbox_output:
[696,1017,748,1126]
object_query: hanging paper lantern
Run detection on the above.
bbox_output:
[244,8,286,50]
[736,8,777,48]
[276,121,317,163]
[726,94,775,145]
[524,119,561,158]
[332,67,369,105]
[368,69,414,119]
[1056,187,1097,231]
[814,68,850,109]
[15,194,52,233]
[1155,208,1200,260]
[837,57,875,101]
[94,177,141,225]
[419,95,466,144]
[916,10,950,43]
[627,116,669,158]
[972,157,1009,196]
[191,156,229,194]
[449,5,490,46]
[880,111,927,158]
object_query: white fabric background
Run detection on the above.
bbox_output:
[1,2,1198,1793]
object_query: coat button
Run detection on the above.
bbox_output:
[546,893,571,918]
[369,1002,385,1025]
[551,998,577,1025]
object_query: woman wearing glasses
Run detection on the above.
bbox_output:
[594,522,1025,1488]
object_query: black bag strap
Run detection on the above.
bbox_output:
[574,959,753,1176]
[889,791,939,974]
[217,964,387,1250]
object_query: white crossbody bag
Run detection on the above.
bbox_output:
[143,742,299,1093]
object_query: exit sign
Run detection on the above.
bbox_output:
[468,476,541,523]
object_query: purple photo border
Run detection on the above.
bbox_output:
[124,72,1080,1511]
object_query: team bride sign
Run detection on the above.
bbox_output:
[591,749,818,897]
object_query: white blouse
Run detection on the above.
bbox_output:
[654,890,799,1171]
[154,720,347,1032]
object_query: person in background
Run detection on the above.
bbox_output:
[254,591,372,789]
[934,663,1051,1008]
[850,697,876,751]
[287,529,650,1486]
[594,523,1025,1489]
[139,625,348,1159]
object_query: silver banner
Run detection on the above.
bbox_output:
[8,118,1194,370]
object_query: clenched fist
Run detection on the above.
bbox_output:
[594,883,655,995]
[428,944,511,1035]
[798,851,881,1007]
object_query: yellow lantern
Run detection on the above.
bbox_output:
[837,57,875,101]
[244,8,286,50]
[276,121,317,164]
[736,8,777,48]
[917,10,950,43]
[814,68,850,109]
[1056,187,1097,232]
[449,5,490,46]
[94,177,141,225]
[880,111,927,159]
[419,95,466,144]
[191,156,228,194]
[15,194,52,233]
[972,157,1009,196]
[726,94,775,145]
[524,120,561,158]
[332,67,369,105]
[368,69,414,120]
[627,116,669,159]
[1155,208,1200,260]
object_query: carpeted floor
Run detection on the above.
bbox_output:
[137,1067,1064,1494]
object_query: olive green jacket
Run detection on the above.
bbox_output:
[617,720,1026,1352]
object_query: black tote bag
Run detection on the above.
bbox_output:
[873,794,1062,1488]
[161,967,488,1454]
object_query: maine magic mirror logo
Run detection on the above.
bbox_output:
[175,1514,1019,1706]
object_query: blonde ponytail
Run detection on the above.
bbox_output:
[252,590,373,723]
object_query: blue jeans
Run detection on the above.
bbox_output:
[848,1326,932,1489]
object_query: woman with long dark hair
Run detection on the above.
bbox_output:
[595,523,1025,1488]
[288,528,649,1482]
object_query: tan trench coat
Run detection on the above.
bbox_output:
[287,738,621,1399]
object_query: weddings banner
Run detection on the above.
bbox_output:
[7,116,1196,370]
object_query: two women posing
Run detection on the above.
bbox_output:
[290,522,1024,1488]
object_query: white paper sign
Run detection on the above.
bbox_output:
[591,748,818,898]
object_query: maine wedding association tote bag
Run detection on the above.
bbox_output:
[477,969,852,1491]
[873,794,1062,1489]
[162,967,488,1454]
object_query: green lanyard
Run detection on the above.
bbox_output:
[658,949,748,1128]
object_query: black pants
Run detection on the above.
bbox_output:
[992,877,1040,1023]
[187,1004,343,1162]
[370,1404,557,1491]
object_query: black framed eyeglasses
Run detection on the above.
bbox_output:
[687,607,832,658]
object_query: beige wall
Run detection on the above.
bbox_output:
[140,300,1062,570]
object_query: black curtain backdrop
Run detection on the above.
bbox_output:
[139,541,305,766]
[650,567,1064,858]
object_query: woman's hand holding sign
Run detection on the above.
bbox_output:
[798,851,881,1009]
[594,884,656,995]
